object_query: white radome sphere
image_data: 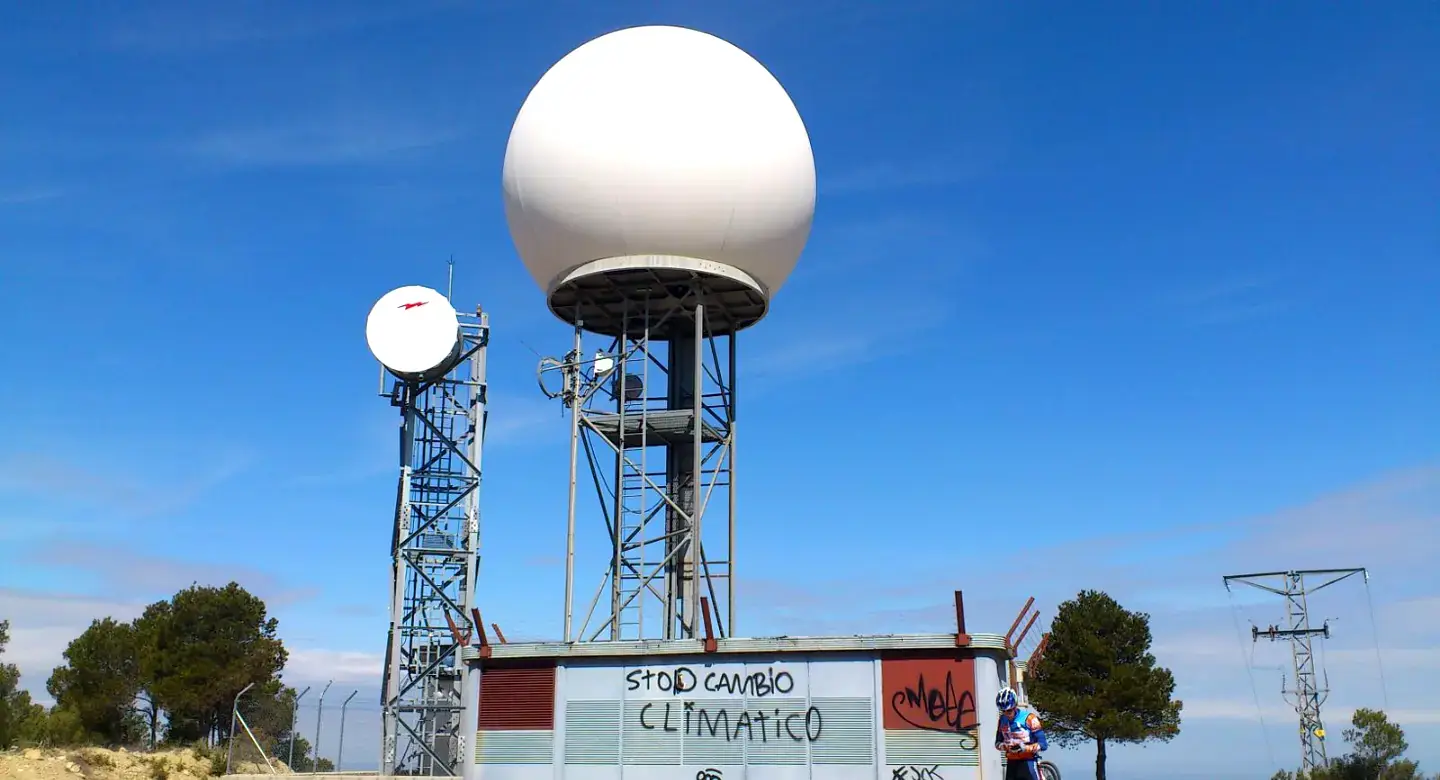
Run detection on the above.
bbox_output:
[365,285,462,378]
[502,25,816,299]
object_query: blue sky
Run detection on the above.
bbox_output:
[1,1,1437,777]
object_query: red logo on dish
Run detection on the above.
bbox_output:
[398,301,429,310]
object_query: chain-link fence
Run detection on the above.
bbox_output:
[227,684,379,774]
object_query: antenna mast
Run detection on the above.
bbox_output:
[368,286,489,777]
[1222,567,1367,775]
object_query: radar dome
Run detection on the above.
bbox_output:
[365,285,463,380]
[502,25,815,331]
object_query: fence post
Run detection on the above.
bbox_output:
[313,680,333,774]
[289,686,311,770]
[234,709,279,775]
[335,691,357,771]
[227,682,256,775]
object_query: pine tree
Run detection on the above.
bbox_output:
[1026,590,1182,780]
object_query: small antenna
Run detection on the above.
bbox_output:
[447,255,455,302]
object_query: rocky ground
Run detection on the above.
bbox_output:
[0,747,286,780]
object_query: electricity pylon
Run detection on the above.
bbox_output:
[1222,568,1367,775]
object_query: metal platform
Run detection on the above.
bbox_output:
[585,408,725,448]
[546,258,768,337]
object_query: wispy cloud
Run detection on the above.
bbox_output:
[485,393,564,447]
[284,648,384,684]
[799,213,982,278]
[183,115,467,168]
[1159,272,1297,326]
[288,392,558,489]
[748,213,984,383]
[0,586,375,700]
[286,413,396,487]
[729,464,1440,772]
[737,462,1439,655]
[822,150,1002,197]
[0,588,149,692]
[746,299,951,382]
[31,540,317,606]
[1190,464,1440,578]
[97,1,470,55]
[717,0,971,54]
[0,450,251,520]
[333,603,382,618]
[1182,698,1440,726]
[0,186,65,206]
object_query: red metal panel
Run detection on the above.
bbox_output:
[880,653,980,733]
[478,662,556,730]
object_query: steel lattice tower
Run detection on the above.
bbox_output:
[1223,568,1367,775]
[539,298,736,643]
[379,309,488,776]
[501,25,816,645]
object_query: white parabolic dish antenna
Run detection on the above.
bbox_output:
[502,24,816,335]
[365,285,463,379]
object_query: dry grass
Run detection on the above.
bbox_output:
[0,747,290,780]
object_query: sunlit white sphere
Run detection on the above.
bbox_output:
[365,285,462,379]
[502,25,816,300]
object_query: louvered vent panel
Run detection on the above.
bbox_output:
[621,701,681,764]
[679,698,746,767]
[563,700,621,765]
[479,665,556,730]
[809,697,874,765]
[884,729,980,766]
[741,697,809,765]
[475,730,552,764]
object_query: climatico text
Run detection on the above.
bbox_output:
[625,666,821,744]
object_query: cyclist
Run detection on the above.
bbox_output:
[995,686,1049,780]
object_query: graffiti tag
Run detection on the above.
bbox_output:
[889,670,979,733]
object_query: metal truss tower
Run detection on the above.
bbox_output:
[1222,568,1368,775]
[539,289,736,643]
[379,309,488,776]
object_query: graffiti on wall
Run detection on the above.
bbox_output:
[882,655,979,750]
[627,664,821,743]
[637,700,824,742]
[625,665,797,697]
[891,766,946,780]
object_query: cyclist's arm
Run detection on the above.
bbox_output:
[1025,713,1049,752]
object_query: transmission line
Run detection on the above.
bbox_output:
[1362,575,1391,712]
[1227,586,1276,769]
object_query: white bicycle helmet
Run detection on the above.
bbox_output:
[996,686,1019,711]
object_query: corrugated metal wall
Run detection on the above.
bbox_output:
[473,651,993,780]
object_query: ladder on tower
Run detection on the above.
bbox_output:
[613,343,649,640]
